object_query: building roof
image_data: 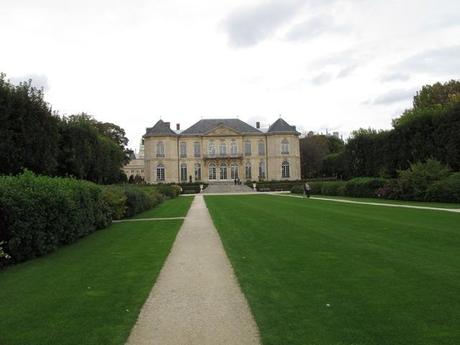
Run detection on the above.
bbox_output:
[267,118,299,134]
[144,120,177,137]
[181,119,261,135]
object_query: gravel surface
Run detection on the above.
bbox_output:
[126,195,261,345]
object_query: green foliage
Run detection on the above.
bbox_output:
[320,181,346,196]
[300,134,344,178]
[343,177,387,198]
[397,159,450,200]
[0,171,111,265]
[425,172,460,203]
[101,186,127,220]
[412,79,460,111]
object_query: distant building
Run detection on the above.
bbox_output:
[136,117,301,184]
[123,144,145,180]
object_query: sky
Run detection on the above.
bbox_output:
[1,0,459,151]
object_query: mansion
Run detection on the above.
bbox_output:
[124,118,301,184]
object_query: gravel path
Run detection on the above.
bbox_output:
[126,195,261,345]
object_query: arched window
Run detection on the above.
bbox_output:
[208,141,216,156]
[245,162,252,180]
[156,164,165,181]
[259,160,266,179]
[282,160,290,178]
[180,163,187,182]
[258,140,265,156]
[231,141,238,155]
[180,142,187,158]
[208,163,217,180]
[156,141,165,157]
[244,141,251,156]
[220,163,227,180]
[194,163,201,181]
[281,139,289,154]
[220,142,227,156]
[231,163,239,179]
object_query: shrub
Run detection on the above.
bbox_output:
[343,177,388,198]
[0,171,111,265]
[158,184,182,197]
[320,181,346,196]
[101,186,127,220]
[425,173,460,203]
[397,159,450,200]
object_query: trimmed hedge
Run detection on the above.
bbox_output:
[0,172,181,267]
[177,182,209,194]
[425,173,460,203]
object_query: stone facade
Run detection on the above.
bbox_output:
[140,118,300,184]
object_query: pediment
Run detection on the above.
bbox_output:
[205,124,240,136]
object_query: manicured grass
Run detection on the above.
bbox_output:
[307,194,460,209]
[131,196,194,219]
[205,195,460,345]
[0,218,185,345]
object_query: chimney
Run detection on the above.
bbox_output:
[176,123,180,131]
[256,121,260,129]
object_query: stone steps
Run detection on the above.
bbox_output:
[203,183,255,194]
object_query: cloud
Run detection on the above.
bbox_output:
[372,88,417,105]
[311,72,333,85]
[285,14,350,42]
[397,45,460,75]
[222,0,307,47]
[9,74,50,91]
[337,64,358,78]
[381,71,410,82]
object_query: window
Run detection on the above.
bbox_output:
[194,142,201,157]
[156,141,165,157]
[220,163,227,180]
[259,160,266,179]
[244,141,251,156]
[219,142,227,156]
[194,163,201,181]
[281,139,289,154]
[231,163,239,179]
[180,163,187,182]
[180,142,187,158]
[156,164,165,181]
[231,141,238,155]
[245,162,252,180]
[258,140,265,156]
[208,141,216,156]
[208,163,217,180]
[282,161,290,178]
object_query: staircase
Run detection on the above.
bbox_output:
[203,181,255,194]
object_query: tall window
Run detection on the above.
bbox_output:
[208,163,217,180]
[282,161,290,178]
[219,142,227,156]
[231,163,239,179]
[156,164,165,181]
[245,162,252,180]
[281,139,289,154]
[259,160,266,179]
[194,142,201,157]
[180,163,187,181]
[258,140,265,156]
[208,141,216,156]
[194,163,201,181]
[231,141,238,155]
[180,142,187,158]
[156,141,165,157]
[244,141,251,156]
[220,163,227,180]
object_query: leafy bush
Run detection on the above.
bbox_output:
[397,159,450,200]
[176,182,207,194]
[320,181,346,196]
[0,171,111,265]
[158,184,182,197]
[343,177,388,198]
[101,186,127,220]
[425,172,460,203]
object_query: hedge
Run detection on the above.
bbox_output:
[425,173,460,203]
[0,172,181,267]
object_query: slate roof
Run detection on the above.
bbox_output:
[181,119,261,135]
[144,120,177,137]
[267,118,299,134]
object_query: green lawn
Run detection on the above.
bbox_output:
[0,198,191,345]
[132,195,194,218]
[205,195,460,345]
[307,194,460,209]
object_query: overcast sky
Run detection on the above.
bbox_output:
[1,0,459,151]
